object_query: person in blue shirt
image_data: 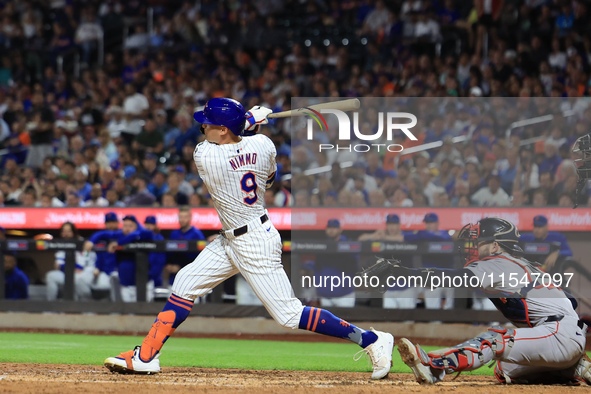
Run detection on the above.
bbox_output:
[312,219,358,308]
[165,206,205,285]
[404,213,453,310]
[519,215,573,272]
[107,215,156,302]
[83,212,120,300]
[360,214,415,310]
[143,215,166,288]
[4,252,28,299]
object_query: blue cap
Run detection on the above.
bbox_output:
[533,215,548,227]
[277,146,291,157]
[174,165,186,174]
[384,170,397,178]
[4,153,17,162]
[144,152,158,161]
[326,190,338,199]
[477,135,490,145]
[386,214,400,224]
[122,215,139,224]
[424,213,439,223]
[326,219,341,228]
[105,212,118,222]
[302,260,315,270]
[144,215,157,225]
[467,106,480,116]
[124,165,137,179]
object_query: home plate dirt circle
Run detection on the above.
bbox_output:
[0,363,586,393]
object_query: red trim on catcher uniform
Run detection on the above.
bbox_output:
[522,299,533,327]
[513,322,560,341]
[496,255,533,281]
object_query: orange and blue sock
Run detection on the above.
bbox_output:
[139,293,193,362]
[298,306,378,348]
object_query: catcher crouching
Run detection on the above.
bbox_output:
[361,217,590,385]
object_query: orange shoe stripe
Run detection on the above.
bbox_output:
[311,308,321,332]
[168,298,192,312]
[306,307,315,331]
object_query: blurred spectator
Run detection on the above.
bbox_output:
[83,212,120,298]
[4,252,29,300]
[520,215,573,272]
[471,172,510,207]
[86,183,109,207]
[404,212,453,309]
[0,0,587,210]
[108,215,155,302]
[314,219,357,308]
[531,189,548,207]
[358,213,403,241]
[166,206,205,285]
[143,216,166,288]
[539,142,562,175]
[532,171,558,205]
[121,83,149,145]
[133,117,164,155]
[105,105,126,139]
[74,9,103,66]
[46,222,108,301]
[389,185,414,207]
[360,0,390,36]
[25,92,55,168]
[124,175,156,206]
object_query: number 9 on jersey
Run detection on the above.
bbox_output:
[241,172,258,205]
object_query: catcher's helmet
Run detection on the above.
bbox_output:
[457,217,522,264]
[193,98,247,136]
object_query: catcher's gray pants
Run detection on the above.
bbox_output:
[433,316,586,383]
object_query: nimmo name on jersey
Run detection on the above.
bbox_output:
[229,153,258,170]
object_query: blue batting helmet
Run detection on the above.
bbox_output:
[193,98,247,136]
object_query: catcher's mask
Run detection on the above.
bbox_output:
[457,217,523,264]
[572,133,591,208]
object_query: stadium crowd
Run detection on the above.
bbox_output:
[0,0,590,210]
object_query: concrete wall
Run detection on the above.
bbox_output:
[0,312,492,341]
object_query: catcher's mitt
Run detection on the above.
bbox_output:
[357,257,402,280]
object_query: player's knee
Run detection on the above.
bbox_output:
[477,325,515,359]
[272,307,304,329]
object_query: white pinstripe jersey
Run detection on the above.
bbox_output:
[193,134,277,230]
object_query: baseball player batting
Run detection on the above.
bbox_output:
[363,217,591,384]
[104,98,394,379]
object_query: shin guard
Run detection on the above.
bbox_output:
[139,294,193,362]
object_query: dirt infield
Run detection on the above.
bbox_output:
[0,363,588,393]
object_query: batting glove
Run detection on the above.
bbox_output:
[244,106,272,134]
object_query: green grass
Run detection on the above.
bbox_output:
[0,332,493,375]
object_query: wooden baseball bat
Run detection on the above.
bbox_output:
[267,98,360,119]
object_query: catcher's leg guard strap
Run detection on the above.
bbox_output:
[427,326,515,373]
